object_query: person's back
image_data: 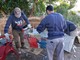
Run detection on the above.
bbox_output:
[44,13,66,39]
[36,5,66,60]
[37,12,66,39]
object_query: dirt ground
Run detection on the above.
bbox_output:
[18,42,80,60]
[64,43,80,60]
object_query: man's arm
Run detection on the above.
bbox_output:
[4,16,12,33]
[59,14,67,30]
[36,17,47,33]
[22,12,30,24]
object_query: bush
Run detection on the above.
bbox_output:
[54,2,70,19]
[66,11,80,27]
[1,0,30,16]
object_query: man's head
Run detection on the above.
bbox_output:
[46,5,54,14]
[14,7,21,18]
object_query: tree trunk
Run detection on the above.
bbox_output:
[29,0,38,17]
[29,4,35,17]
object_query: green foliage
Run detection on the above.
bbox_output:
[67,11,80,27]
[69,11,76,15]
[0,0,46,16]
[0,0,77,17]
[0,0,2,9]
[55,2,70,18]
[53,0,79,27]
[1,0,29,15]
[78,10,80,13]
[68,0,77,9]
[58,0,77,9]
[34,0,45,16]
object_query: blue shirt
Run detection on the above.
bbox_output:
[4,12,30,33]
[37,13,67,39]
[64,20,76,35]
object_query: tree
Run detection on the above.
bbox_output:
[54,2,70,17]
[0,0,29,16]
[0,0,77,17]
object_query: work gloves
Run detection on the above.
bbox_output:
[4,33,10,40]
[23,24,32,31]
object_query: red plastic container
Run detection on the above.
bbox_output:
[28,37,38,48]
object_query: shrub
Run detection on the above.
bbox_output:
[66,11,80,27]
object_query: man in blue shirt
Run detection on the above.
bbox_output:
[64,20,76,35]
[4,7,31,50]
[36,5,67,60]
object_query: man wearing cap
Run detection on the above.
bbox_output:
[4,7,31,50]
[36,5,67,60]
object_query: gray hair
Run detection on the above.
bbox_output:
[14,7,21,18]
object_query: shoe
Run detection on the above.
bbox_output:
[21,42,27,49]
[18,48,22,54]
[21,46,27,49]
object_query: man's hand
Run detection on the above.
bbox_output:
[23,24,32,31]
[4,33,10,40]
[23,27,28,31]
[27,24,32,28]
[32,29,39,35]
